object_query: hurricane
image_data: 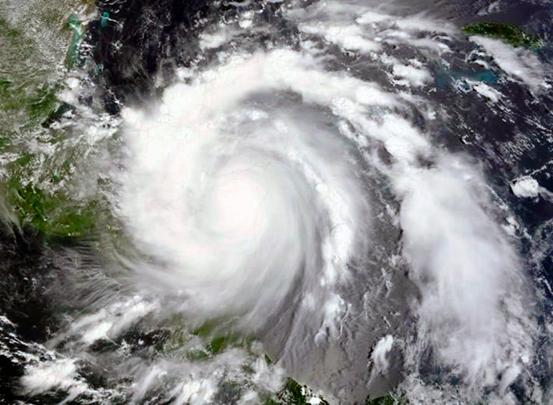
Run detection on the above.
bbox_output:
[1,0,552,404]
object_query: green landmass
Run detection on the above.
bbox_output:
[6,178,96,239]
[266,378,329,405]
[463,22,542,49]
[0,5,100,240]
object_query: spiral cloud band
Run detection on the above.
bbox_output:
[111,0,535,400]
[120,52,373,331]
[6,0,549,402]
